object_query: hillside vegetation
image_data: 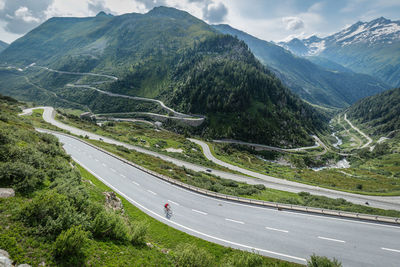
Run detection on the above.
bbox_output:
[0,7,326,147]
[347,87,400,136]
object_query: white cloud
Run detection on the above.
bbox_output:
[14,6,40,23]
[282,16,304,31]
[0,0,5,11]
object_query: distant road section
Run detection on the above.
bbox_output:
[28,64,118,80]
[344,114,373,149]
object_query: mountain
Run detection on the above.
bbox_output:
[213,24,389,108]
[0,7,325,147]
[280,17,400,87]
[347,87,400,136]
[0,40,8,53]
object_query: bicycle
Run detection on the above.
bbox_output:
[164,206,173,218]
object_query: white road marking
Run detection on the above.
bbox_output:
[225,218,244,224]
[110,168,116,172]
[94,158,99,162]
[265,227,289,233]
[171,183,400,230]
[168,200,180,206]
[192,209,207,215]
[382,247,400,253]
[72,158,307,263]
[102,163,107,167]
[88,154,92,158]
[147,190,157,195]
[120,174,126,178]
[318,236,346,243]
[132,181,140,186]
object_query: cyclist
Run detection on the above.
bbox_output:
[164,203,170,211]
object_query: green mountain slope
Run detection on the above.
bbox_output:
[347,87,400,136]
[0,40,7,53]
[0,7,326,147]
[213,24,389,108]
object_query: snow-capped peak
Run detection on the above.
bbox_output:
[331,17,400,46]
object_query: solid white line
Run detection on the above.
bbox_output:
[265,227,289,233]
[318,236,346,243]
[120,174,126,178]
[225,218,244,224]
[382,247,400,253]
[110,168,116,172]
[192,209,208,215]
[147,190,157,195]
[72,158,307,263]
[168,200,180,206]
[132,181,140,186]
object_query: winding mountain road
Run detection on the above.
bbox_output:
[20,107,400,211]
[36,129,400,267]
[344,114,373,149]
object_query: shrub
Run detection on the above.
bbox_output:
[307,254,342,267]
[0,161,43,193]
[174,243,214,267]
[91,211,131,242]
[18,191,84,239]
[224,251,264,267]
[130,221,148,245]
[54,225,89,264]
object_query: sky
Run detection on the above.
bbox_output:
[0,0,400,44]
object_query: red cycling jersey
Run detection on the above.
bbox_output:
[164,203,169,209]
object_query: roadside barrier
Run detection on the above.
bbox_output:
[38,128,400,225]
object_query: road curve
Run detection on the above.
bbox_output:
[21,107,400,211]
[66,84,203,120]
[38,129,400,266]
[344,114,373,149]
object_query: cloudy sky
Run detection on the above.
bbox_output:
[0,0,400,44]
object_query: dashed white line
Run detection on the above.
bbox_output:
[110,168,116,172]
[147,190,157,195]
[192,209,208,215]
[265,227,289,233]
[132,181,140,186]
[382,247,400,253]
[120,174,126,178]
[102,163,107,167]
[168,200,180,206]
[94,158,99,162]
[225,218,244,224]
[74,159,306,263]
[318,236,346,243]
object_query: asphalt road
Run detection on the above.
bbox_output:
[344,114,373,149]
[20,107,400,211]
[40,129,400,266]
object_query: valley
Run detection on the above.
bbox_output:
[0,4,399,267]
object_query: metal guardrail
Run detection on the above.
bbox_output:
[40,129,400,225]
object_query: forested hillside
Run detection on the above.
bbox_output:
[0,7,326,147]
[213,24,389,108]
[347,87,400,135]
